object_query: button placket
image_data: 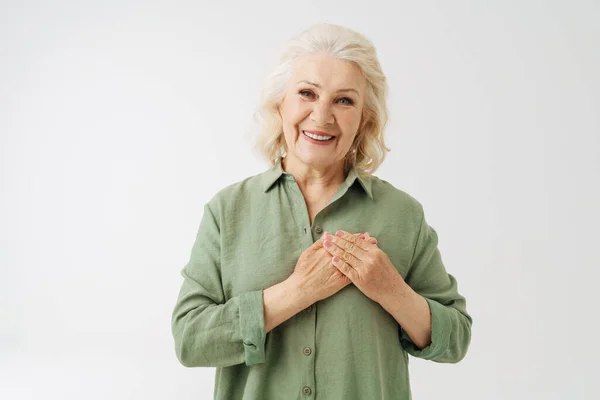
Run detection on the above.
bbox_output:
[288,179,317,397]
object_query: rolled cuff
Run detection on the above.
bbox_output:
[238,290,267,366]
[400,297,452,360]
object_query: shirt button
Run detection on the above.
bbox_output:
[303,346,312,356]
[315,226,323,233]
[302,386,312,395]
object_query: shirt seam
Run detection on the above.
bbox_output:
[408,204,425,268]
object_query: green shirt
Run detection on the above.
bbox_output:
[171,157,472,399]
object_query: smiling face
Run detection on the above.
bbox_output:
[278,52,367,172]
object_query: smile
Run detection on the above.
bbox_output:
[302,131,336,145]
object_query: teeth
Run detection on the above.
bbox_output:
[303,131,334,141]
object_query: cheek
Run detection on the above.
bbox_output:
[341,135,357,150]
[284,99,310,123]
[339,113,362,136]
[281,103,304,138]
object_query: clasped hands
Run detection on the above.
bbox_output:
[320,230,406,304]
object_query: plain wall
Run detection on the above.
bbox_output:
[1,0,599,398]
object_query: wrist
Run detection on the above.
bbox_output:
[284,276,314,310]
[378,276,413,311]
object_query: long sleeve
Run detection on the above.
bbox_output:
[171,202,267,367]
[399,205,473,363]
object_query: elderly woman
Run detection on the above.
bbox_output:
[171,23,472,399]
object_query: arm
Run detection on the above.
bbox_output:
[171,202,310,368]
[263,277,312,333]
[171,202,259,367]
[171,202,265,367]
[378,280,433,350]
[391,205,473,363]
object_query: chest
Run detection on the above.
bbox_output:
[305,199,330,225]
[219,202,413,301]
[303,188,340,226]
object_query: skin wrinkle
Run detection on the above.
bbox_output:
[172,27,472,398]
[278,52,367,199]
[276,52,433,350]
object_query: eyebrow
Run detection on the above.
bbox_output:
[296,80,360,96]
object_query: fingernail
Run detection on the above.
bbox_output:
[335,230,344,237]
[324,240,332,247]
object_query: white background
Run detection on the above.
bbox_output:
[1,1,599,399]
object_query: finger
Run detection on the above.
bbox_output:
[358,232,378,245]
[325,231,376,249]
[319,230,342,243]
[351,232,364,242]
[332,230,374,253]
[331,255,357,281]
[364,232,378,245]
[326,236,367,260]
[313,235,325,248]
[322,239,364,270]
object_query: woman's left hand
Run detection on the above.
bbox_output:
[322,230,407,304]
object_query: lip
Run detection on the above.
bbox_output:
[303,130,337,137]
[302,130,336,145]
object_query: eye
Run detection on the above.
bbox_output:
[337,97,354,105]
[298,90,354,106]
[299,89,314,98]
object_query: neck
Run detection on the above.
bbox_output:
[281,156,347,192]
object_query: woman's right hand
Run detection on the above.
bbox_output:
[289,232,377,304]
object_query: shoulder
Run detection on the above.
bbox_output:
[371,176,424,212]
[204,171,266,216]
[369,175,425,225]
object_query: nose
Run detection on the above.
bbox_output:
[309,101,335,126]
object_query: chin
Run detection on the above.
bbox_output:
[300,155,336,168]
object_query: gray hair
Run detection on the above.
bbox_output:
[251,23,391,176]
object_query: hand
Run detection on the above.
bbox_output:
[289,232,375,304]
[358,231,378,245]
[321,230,405,304]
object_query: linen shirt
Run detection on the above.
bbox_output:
[171,157,472,400]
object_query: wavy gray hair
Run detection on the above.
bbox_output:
[251,23,391,176]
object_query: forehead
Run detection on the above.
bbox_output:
[290,53,366,93]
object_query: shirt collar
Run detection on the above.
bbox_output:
[261,157,373,200]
